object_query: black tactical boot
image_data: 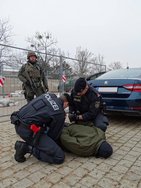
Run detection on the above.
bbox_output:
[14,141,29,162]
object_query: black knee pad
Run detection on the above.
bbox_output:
[96,141,113,158]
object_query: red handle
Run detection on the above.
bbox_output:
[30,124,41,134]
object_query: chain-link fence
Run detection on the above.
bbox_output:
[0,43,106,122]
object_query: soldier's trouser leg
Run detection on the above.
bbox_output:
[94,113,109,132]
[25,88,34,102]
[36,87,45,97]
[32,134,65,164]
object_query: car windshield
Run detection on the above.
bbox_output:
[96,68,141,79]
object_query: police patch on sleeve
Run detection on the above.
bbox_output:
[44,93,59,110]
[95,101,100,108]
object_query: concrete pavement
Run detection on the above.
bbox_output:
[0,115,141,188]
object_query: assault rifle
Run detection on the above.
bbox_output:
[24,69,39,96]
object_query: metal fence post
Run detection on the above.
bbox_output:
[59,55,64,95]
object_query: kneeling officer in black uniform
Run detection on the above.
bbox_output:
[11,92,71,164]
[69,77,109,132]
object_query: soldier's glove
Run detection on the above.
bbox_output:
[68,113,79,123]
[46,87,49,92]
[44,86,49,92]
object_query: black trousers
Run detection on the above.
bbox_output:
[93,113,109,132]
[32,133,65,164]
[15,120,65,164]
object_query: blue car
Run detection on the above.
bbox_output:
[88,68,141,116]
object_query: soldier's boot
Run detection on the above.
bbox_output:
[14,141,31,162]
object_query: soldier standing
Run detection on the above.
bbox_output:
[18,51,49,102]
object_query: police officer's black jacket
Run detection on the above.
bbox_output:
[70,86,102,121]
[16,93,65,127]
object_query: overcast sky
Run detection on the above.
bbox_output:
[1,0,141,68]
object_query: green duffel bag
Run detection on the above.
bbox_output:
[60,124,106,157]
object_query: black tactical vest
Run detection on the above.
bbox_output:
[17,93,65,126]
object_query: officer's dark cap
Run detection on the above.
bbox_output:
[74,77,87,93]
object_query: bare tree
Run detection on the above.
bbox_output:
[108,61,123,71]
[8,52,26,70]
[90,54,106,74]
[74,47,93,77]
[0,19,13,73]
[74,47,106,77]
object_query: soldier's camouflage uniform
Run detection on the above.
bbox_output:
[18,61,48,102]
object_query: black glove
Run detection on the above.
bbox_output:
[68,113,79,123]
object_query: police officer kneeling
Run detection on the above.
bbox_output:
[11,92,71,164]
[69,77,109,132]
